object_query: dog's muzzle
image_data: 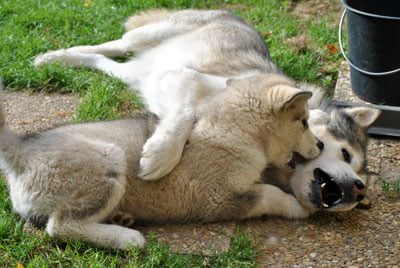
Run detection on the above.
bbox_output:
[311,168,366,209]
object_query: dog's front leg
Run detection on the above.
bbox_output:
[138,69,227,181]
[241,184,311,219]
[139,106,195,181]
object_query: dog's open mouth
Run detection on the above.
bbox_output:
[313,168,343,208]
[287,152,308,170]
[288,158,296,170]
[287,152,307,170]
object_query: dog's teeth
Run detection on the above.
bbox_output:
[322,203,329,208]
[321,183,326,188]
[333,199,341,205]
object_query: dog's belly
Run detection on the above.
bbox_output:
[119,168,236,223]
[119,177,198,222]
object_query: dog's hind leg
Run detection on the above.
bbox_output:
[45,172,145,249]
[64,39,133,58]
[238,184,311,219]
[35,18,197,61]
[35,10,234,60]
[45,142,145,249]
[47,219,145,250]
[65,21,194,56]
[34,51,135,84]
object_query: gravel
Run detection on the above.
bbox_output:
[3,91,80,135]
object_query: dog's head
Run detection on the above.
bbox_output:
[290,106,381,212]
[224,74,323,169]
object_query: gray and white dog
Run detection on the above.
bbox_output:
[264,98,380,212]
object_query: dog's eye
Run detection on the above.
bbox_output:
[301,119,308,129]
[341,148,351,163]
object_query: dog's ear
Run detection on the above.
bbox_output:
[345,107,381,128]
[280,91,312,112]
[298,83,325,109]
[308,109,330,126]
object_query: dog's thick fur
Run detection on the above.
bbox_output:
[263,95,381,212]
[34,9,322,180]
[2,75,315,249]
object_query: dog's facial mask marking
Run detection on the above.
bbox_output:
[290,105,381,212]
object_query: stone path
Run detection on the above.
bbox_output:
[4,64,400,265]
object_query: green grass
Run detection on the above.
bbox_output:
[0,0,341,265]
[382,180,400,200]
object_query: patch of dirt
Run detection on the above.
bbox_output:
[286,33,309,54]
[288,0,343,21]
[3,91,80,135]
[249,182,400,267]
[136,222,236,256]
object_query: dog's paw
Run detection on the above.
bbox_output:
[110,211,135,228]
[33,49,67,67]
[284,195,311,219]
[139,137,183,181]
[117,229,146,250]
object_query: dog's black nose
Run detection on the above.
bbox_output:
[352,180,367,202]
[317,141,324,151]
[354,180,365,190]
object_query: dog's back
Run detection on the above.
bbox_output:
[128,9,278,78]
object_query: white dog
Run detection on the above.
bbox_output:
[34,9,323,180]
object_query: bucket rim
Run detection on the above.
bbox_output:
[338,9,400,76]
[342,0,400,20]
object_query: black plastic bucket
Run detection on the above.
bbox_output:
[340,0,400,106]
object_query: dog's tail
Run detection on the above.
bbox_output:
[0,81,5,128]
[124,9,173,32]
[0,81,25,174]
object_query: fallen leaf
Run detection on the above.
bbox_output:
[325,44,338,54]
